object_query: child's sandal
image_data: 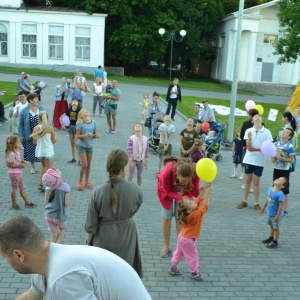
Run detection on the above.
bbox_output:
[77,182,84,191]
[189,272,203,281]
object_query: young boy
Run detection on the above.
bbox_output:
[260,177,289,249]
[272,127,295,216]
[157,115,175,177]
[179,118,198,157]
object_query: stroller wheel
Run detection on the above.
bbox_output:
[207,152,213,159]
[216,155,222,162]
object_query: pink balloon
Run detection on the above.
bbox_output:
[261,141,276,157]
[62,116,70,127]
[245,100,256,111]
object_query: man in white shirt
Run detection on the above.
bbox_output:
[198,100,216,127]
[0,216,152,300]
[14,91,28,120]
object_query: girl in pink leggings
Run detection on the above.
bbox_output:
[169,185,213,280]
[42,169,70,243]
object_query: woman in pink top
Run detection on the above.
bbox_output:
[127,124,149,186]
[157,158,200,258]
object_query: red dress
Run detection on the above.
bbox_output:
[52,98,68,130]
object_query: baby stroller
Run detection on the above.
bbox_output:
[204,122,227,161]
[149,111,165,154]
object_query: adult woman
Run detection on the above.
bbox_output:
[18,93,43,174]
[85,149,143,277]
[53,77,69,130]
[157,158,200,258]
[92,77,104,117]
[22,74,31,94]
[145,91,162,136]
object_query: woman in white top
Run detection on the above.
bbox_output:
[31,111,57,191]
[92,77,105,117]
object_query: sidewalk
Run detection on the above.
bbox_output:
[0,74,299,300]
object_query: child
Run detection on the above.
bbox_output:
[31,111,57,191]
[260,177,289,249]
[42,168,70,244]
[272,127,295,216]
[101,80,113,108]
[141,93,149,124]
[34,81,42,102]
[76,108,99,191]
[9,99,19,135]
[157,115,175,176]
[5,136,37,210]
[191,140,206,163]
[127,123,149,186]
[59,100,82,164]
[169,184,213,280]
[231,128,244,179]
[179,118,198,157]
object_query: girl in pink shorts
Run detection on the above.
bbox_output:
[42,169,70,243]
[169,185,213,280]
[5,136,37,210]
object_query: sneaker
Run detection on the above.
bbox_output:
[239,175,243,180]
[284,210,288,217]
[250,188,254,193]
[12,204,22,210]
[236,201,248,209]
[111,129,116,134]
[68,158,77,163]
[25,202,37,208]
[189,272,203,281]
[140,120,145,124]
[231,174,237,178]
[30,168,36,174]
[266,241,278,249]
[254,204,262,212]
[106,128,112,133]
[169,267,181,276]
[77,160,82,166]
[262,237,273,244]
[240,185,244,189]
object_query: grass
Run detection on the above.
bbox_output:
[0,66,256,94]
[0,82,18,105]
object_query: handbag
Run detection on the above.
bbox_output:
[109,104,118,109]
[144,117,151,128]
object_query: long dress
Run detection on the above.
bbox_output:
[24,112,40,163]
[52,97,68,130]
[85,178,143,278]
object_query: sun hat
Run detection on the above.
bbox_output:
[42,169,62,190]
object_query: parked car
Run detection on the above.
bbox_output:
[149,61,159,69]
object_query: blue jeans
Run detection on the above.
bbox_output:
[166,98,178,119]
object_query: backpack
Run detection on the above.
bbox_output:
[72,89,82,101]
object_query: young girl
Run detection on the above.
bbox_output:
[9,99,19,135]
[5,136,37,210]
[76,108,99,191]
[31,111,57,191]
[140,93,149,124]
[127,123,149,186]
[191,140,206,163]
[231,128,243,179]
[42,168,70,244]
[169,184,213,280]
[260,177,289,249]
[59,100,82,164]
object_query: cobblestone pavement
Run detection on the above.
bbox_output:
[0,74,299,299]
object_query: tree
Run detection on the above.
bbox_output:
[274,0,300,64]
[223,0,272,15]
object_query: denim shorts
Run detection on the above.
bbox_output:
[267,215,283,229]
[162,199,178,219]
[104,103,117,115]
[244,164,264,177]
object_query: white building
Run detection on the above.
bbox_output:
[211,0,299,89]
[0,0,107,69]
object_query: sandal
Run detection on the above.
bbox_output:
[85,182,93,189]
[169,267,182,276]
[25,202,37,208]
[189,272,203,281]
[12,205,22,210]
[159,249,169,258]
[77,182,84,191]
[38,184,45,191]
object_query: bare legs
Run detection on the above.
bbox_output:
[161,218,181,252]
[50,229,66,244]
[78,152,93,183]
[244,173,260,204]
[69,134,78,159]
[39,158,53,186]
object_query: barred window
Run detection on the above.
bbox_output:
[0,24,8,56]
[49,35,64,59]
[22,34,37,58]
[75,27,90,60]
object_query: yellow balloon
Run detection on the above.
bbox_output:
[254,104,264,115]
[144,102,149,109]
[195,158,218,182]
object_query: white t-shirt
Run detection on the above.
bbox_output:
[31,244,151,300]
[93,83,104,96]
[169,86,178,99]
[14,102,28,115]
[158,123,175,144]
[243,126,273,167]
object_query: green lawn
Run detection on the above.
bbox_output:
[0,82,18,105]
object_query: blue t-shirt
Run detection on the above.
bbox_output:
[266,187,284,217]
[95,69,103,79]
[109,87,121,105]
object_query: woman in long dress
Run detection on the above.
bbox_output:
[85,149,143,278]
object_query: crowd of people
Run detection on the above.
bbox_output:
[0,70,298,297]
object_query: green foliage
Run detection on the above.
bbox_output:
[223,0,272,15]
[274,0,300,64]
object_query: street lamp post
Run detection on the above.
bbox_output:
[158,28,186,83]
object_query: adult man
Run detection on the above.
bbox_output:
[105,80,121,134]
[192,103,201,123]
[17,72,26,93]
[165,78,181,121]
[94,65,104,81]
[198,100,216,127]
[0,216,151,300]
[236,114,273,211]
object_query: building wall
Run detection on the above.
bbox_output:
[0,8,106,68]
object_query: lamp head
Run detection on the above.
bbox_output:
[180,30,187,37]
[158,28,165,35]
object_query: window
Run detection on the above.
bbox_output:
[264,35,277,44]
[75,27,90,60]
[49,36,63,59]
[0,24,8,56]
[22,24,37,58]
[220,34,225,48]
